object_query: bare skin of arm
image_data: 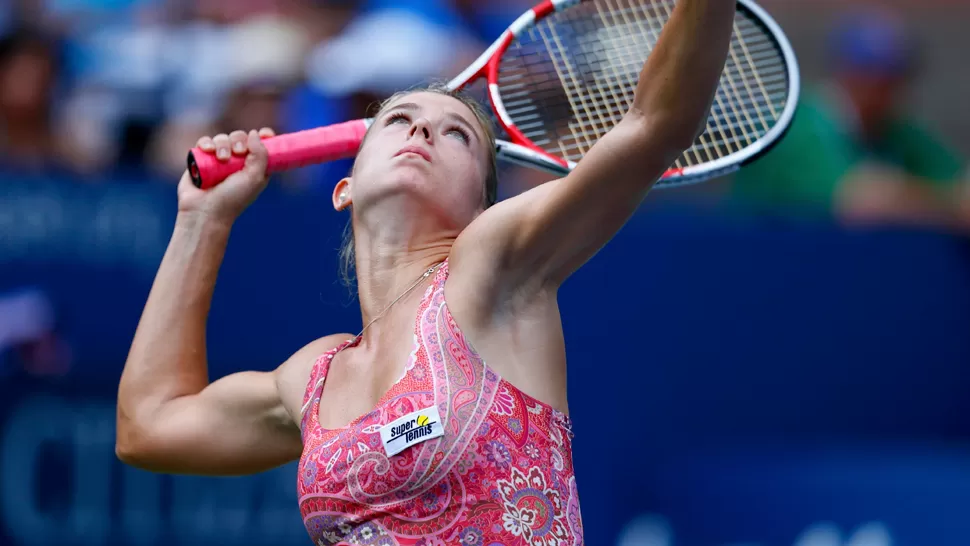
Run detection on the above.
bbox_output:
[116,129,352,476]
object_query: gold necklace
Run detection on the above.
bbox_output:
[356,262,443,339]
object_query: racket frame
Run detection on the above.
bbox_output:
[450,0,801,185]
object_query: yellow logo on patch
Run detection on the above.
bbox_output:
[416,415,430,426]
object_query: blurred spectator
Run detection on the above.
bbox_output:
[730,7,969,232]
[305,0,481,100]
[0,27,75,174]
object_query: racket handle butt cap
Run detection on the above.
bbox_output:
[187,148,246,190]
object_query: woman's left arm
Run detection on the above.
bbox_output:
[455,0,735,294]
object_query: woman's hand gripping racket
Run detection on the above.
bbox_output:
[188,0,799,190]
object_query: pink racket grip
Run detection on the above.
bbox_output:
[187,119,371,189]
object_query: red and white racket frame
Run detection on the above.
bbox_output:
[188,0,798,190]
[465,0,801,185]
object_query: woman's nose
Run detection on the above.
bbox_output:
[409,118,433,142]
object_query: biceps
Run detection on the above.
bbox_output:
[121,372,302,476]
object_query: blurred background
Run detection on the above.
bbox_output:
[1,0,969,544]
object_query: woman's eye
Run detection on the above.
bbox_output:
[447,128,470,143]
[386,113,410,125]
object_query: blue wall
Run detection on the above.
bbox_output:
[1,176,969,545]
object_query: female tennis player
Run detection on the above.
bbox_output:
[116,1,736,543]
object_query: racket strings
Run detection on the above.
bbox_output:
[496,0,790,172]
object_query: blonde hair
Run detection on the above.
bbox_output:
[338,83,499,288]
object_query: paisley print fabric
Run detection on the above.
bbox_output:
[297,261,583,545]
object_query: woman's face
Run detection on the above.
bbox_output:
[341,91,491,230]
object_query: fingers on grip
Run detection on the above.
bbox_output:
[212,134,232,161]
[244,130,269,173]
[196,136,214,151]
[229,130,249,155]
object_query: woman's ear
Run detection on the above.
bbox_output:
[332,178,353,211]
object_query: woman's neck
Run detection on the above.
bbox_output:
[352,227,453,337]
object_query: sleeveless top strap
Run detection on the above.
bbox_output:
[299,336,358,434]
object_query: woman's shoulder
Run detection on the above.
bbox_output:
[276,333,357,420]
[279,333,357,382]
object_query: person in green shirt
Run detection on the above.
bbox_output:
[731,8,969,231]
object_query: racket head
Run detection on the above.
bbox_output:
[480,0,800,186]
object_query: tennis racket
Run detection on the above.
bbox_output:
[188,0,799,190]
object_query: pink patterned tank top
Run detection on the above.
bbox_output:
[297,260,584,545]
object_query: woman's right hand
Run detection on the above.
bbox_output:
[176,127,276,224]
